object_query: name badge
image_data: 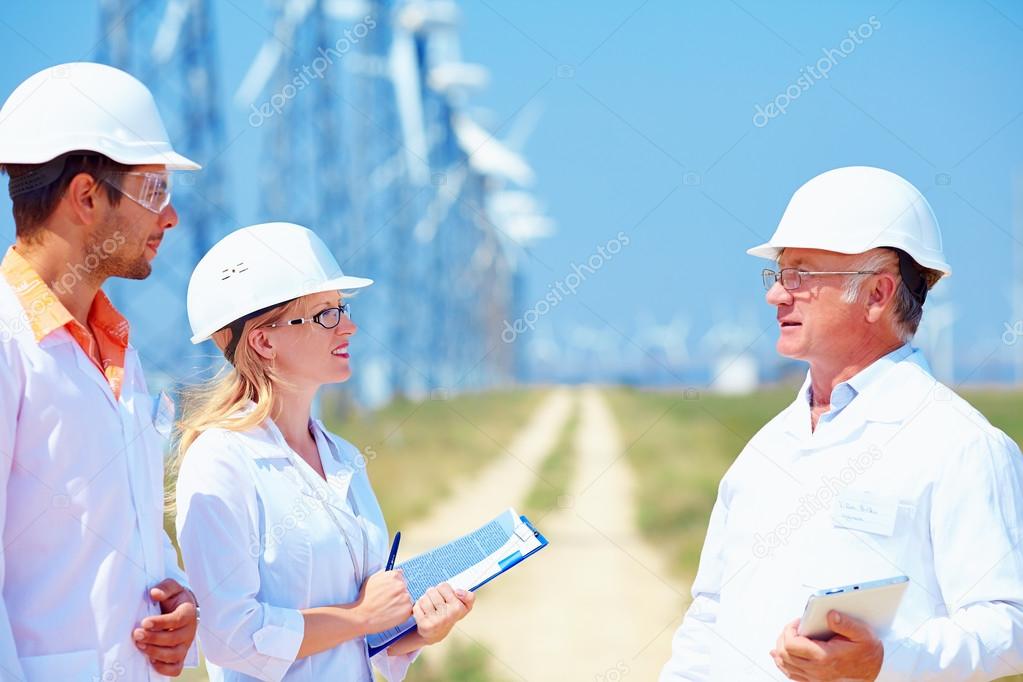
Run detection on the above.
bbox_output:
[831,490,898,537]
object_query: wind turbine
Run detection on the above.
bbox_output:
[636,313,691,371]
[701,314,760,394]
[97,0,230,390]
[398,0,536,391]
[235,0,413,406]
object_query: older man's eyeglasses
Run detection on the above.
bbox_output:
[264,303,351,330]
[762,268,880,291]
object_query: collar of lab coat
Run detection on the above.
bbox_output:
[34,323,138,412]
[781,346,937,444]
[233,406,352,465]
[225,403,361,504]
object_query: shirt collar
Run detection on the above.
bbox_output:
[1,246,74,342]
[0,245,129,346]
[785,345,933,439]
[802,344,914,410]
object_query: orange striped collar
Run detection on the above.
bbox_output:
[1,246,129,398]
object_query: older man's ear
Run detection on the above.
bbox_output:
[864,270,899,324]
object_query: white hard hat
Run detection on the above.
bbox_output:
[747,166,951,277]
[0,62,199,170]
[187,222,373,344]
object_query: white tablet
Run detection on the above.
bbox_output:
[798,575,909,640]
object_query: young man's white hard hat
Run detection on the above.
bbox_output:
[0,62,199,171]
[187,222,373,345]
[747,166,951,277]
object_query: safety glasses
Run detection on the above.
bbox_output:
[102,171,172,213]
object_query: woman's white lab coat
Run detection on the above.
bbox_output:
[175,412,419,682]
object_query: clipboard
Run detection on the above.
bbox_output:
[367,511,548,657]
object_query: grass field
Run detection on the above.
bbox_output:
[606,384,1023,681]
[401,639,499,682]
[521,401,579,520]
[604,385,795,578]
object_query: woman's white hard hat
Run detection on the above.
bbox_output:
[187,222,373,344]
[0,62,199,170]
[747,166,951,276]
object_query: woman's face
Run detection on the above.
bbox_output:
[259,291,357,389]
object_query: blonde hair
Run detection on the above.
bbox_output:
[174,297,305,463]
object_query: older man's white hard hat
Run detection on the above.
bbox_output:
[0,62,199,170]
[747,166,951,277]
[187,222,373,344]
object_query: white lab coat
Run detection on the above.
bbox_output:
[661,348,1023,681]
[0,281,195,681]
[175,412,420,682]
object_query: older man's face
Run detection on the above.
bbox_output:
[766,247,867,362]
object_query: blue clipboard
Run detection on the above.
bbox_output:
[367,515,548,657]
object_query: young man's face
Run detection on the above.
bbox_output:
[92,164,178,281]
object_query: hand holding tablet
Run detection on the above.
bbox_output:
[798,575,909,640]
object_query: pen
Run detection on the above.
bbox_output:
[385,531,401,571]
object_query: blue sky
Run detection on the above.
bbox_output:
[1,1,1021,385]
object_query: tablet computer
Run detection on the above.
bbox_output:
[798,575,909,640]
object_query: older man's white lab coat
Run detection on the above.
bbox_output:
[661,347,1023,681]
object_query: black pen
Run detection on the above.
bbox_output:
[385,531,401,571]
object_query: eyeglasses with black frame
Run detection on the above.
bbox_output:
[263,302,352,330]
[762,268,880,291]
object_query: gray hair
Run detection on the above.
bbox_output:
[841,249,941,342]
